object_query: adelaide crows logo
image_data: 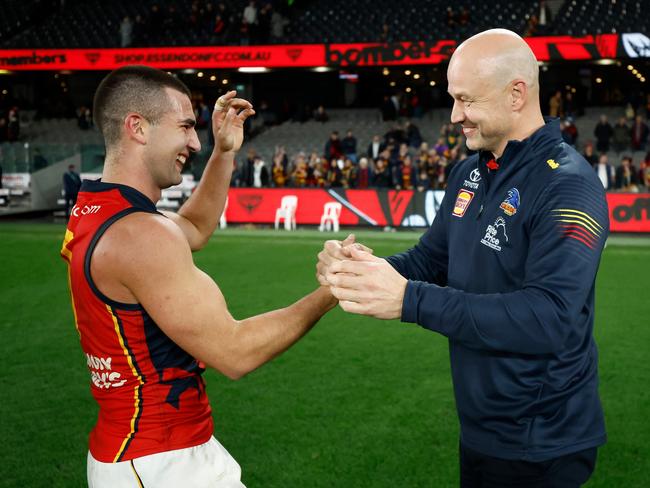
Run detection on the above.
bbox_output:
[499,188,520,216]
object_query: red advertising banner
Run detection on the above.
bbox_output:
[607,193,650,233]
[0,45,326,71]
[225,188,443,227]
[1,34,647,70]
[225,188,650,234]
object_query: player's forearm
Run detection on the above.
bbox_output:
[228,287,338,379]
[177,148,235,243]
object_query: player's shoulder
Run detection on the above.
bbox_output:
[96,211,191,268]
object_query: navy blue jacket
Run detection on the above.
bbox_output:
[387,119,608,462]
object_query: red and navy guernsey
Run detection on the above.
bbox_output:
[389,118,608,462]
[61,180,213,463]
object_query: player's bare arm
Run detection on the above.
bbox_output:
[92,211,336,380]
[164,91,254,251]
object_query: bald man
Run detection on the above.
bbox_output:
[318,30,608,487]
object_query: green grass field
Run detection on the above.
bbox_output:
[0,223,648,487]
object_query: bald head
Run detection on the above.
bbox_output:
[450,29,539,93]
[446,29,545,157]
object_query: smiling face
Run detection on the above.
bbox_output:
[446,29,540,158]
[142,88,200,189]
[447,56,513,155]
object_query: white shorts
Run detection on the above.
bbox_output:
[87,436,246,488]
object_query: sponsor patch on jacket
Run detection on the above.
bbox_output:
[463,168,481,189]
[480,216,509,251]
[499,188,520,216]
[452,189,474,218]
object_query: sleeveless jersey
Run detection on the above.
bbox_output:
[60,180,213,462]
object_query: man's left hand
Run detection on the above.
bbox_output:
[212,91,255,154]
[326,248,407,320]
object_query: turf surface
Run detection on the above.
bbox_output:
[0,223,648,487]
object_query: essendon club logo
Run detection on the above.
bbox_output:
[237,194,263,213]
[85,52,101,64]
[286,48,302,61]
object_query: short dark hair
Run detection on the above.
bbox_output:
[93,65,192,148]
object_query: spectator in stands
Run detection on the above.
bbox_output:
[443,123,461,149]
[372,158,391,188]
[631,115,649,151]
[367,135,384,161]
[242,1,258,42]
[594,153,615,190]
[582,142,598,166]
[341,158,355,188]
[564,91,576,119]
[257,2,272,44]
[7,106,19,142]
[523,14,538,37]
[612,117,631,153]
[341,130,358,163]
[196,101,211,130]
[379,22,391,43]
[270,9,289,40]
[394,154,417,190]
[458,6,470,26]
[354,157,373,189]
[639,153,650,189]
[537,0,551,34]
[62,164,81,219]
[417,167,431,192]
[271,153,287,187]
[594,114,614,152]
[446,7,456,28]
[274,145,289,171]
[549,90,563,118]
[327,159,344,187]
[120,16,133,47]
[561,118,578,146]
[381,95,397,121]
[434,137,449,157]
[324,131,342,161]
[252,156,269,188]
[314,105,329,122]
[291,153,308,187]
[615,155,639,191]
[240,148,257,187]
[405,120,423,148]
[77,106,92,130]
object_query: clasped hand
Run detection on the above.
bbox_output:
[316,235,407,320]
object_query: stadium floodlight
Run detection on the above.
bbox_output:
[238,67,269,73]
[429,81,436,86]
[313,66,332,72]
[413,73,420,79]
[197,72,204,78]
[404,69,411,75]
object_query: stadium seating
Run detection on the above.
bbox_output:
[319,201,342,232]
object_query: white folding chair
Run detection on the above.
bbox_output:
[274,195,298,230]
[319,202,342,232]
[220,196,228,229]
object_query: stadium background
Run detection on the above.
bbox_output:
[0,0,649,486]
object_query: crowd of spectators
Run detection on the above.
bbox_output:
[117,1,290,48]
[232,119,469,192]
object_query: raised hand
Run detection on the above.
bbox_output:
[212,91,255,153]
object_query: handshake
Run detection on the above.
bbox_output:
[315,234,408,320]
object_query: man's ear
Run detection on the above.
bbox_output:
[124,113,147,145]
[511,80,527,111]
